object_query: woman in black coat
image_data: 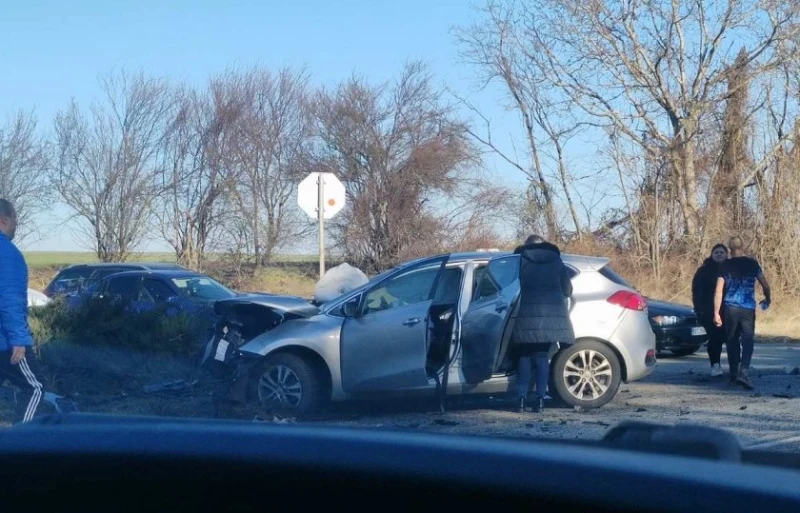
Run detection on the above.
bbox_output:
[511,235,576,413]
[691,243,729,376]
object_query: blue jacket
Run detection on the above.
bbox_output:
[0,232,32,349]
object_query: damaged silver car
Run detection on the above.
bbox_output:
[202,251,657,416]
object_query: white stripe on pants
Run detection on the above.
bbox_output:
[17,357,42,422]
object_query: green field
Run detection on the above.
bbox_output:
[22,251,320,269]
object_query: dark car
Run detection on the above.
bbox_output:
[646,298,708,357]
[44,262,189,298]
[68,270,238,312]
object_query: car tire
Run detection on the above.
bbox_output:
[670,345,702,357]
[551,340,621,410]
[252,353,325,418]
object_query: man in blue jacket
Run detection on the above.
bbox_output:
[0,199,42,423]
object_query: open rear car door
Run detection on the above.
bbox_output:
[460,255,520,384]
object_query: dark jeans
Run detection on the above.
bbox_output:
[516,344,550,399]
[723,305,756,373]
[700,317,726,366]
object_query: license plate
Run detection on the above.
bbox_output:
[691,326,706,336]
[214,339,230,361]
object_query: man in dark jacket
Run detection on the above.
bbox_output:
[691,243,728,376]
[0,199,43,423]
[511,234,575,413]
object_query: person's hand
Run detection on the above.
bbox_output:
[10,346,25,365]
[714,313,723,327]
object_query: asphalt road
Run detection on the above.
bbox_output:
[3,342,798,457]
[312,342,800,453]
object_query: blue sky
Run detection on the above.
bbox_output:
[1,0,593,252]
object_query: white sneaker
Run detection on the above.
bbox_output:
[710,363,723,377]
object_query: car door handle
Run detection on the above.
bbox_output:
[402,317,422,326]
[495,304,508,313]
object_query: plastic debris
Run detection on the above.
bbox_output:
[142,379,192,394]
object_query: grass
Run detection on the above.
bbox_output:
[23,251,177,267]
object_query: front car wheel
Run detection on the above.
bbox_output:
[252,353,325,418]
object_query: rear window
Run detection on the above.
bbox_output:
[599,265,635,289]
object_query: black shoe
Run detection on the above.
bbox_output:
[518,397,526,413]
[736,368,754,390]
[532,396,544,413]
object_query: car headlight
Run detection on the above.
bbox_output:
[651,315,680,326]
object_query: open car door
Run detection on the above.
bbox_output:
[340,257,448,393]
[460,255,520,384]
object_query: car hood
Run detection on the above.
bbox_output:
[216,293,320,318]
[645,298,695,316]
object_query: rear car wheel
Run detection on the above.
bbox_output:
[253,353,324,418]
[552,341,621,409]
[669,345,702,357]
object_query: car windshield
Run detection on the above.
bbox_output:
[169,276,237,301]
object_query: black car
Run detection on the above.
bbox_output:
[68,270,238,311]
[44,262,189,298]
[646,298,709,357]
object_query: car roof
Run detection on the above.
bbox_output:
[59,262,186,271]
[446,251,610,272]
[98,270,207,280]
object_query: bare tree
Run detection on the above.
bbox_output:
[157,83,240,269]
[314,61,480,271]
[471,0,800,238]
[455,1,585,241]
[0,111,50,242]
[222,67,314,266]
[53,70,173,262]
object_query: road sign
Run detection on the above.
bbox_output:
[297,172,346,277]
[298,172,346,220]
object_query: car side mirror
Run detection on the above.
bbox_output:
[342,297,360,317]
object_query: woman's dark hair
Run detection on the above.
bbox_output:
[710,243,729,256]
[525,234,545,245]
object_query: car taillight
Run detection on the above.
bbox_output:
[607,290,646,311]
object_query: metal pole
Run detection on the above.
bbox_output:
[318,173,326,278]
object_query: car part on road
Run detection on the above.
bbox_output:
[552,340,622,409]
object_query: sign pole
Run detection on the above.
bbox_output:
[318,173,326,278]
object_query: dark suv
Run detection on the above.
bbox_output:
[43,262,189,298]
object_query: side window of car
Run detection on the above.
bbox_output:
[141,279,175,303]
[362,264,441,315]
[473,264,499,300]
[104,276,140,300]
[488,257,518,289]
[474,257,518,301]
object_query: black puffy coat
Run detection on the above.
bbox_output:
[511,241,576,346]
[692,258,721,322]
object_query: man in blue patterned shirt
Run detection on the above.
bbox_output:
[713,236,771,390]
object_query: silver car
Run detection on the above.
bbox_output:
[205,251,656,416]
